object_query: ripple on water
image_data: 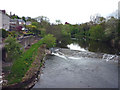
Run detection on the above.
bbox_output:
[33,48,118,88]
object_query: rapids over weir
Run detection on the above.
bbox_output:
[33,43,119,88]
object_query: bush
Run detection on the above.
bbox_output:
[41,34,56,48]
[5,36,23,62]
[89,25,105,41]
[7,40,43,84]
[1,29,8,38]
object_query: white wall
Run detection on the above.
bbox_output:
[0,11,2,29]
[0,11,10,30]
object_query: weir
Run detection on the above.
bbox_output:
[33,44,119,88]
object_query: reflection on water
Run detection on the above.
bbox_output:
[77,39,120,55]
[57,38,120,55]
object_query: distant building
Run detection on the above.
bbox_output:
[0,10,10,30]
[18,19,25,26]
[10,19,26,31]
[26,21,31,25]
[9,19,19,31]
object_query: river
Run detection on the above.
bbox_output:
[33,42,119,88]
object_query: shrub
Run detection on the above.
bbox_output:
[6,40,43,84]
[1,29,8,38]
[41,34,56,48]
[5,36,23,62]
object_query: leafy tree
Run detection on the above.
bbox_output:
[70,25,79,38]
[26,25,40,36]
[35,16,50,29]
[32,22,39,27]
[11,14,21,19]
[46,24,62,41]
[90,14,106,24]
[22,16,26,22]
[1,29,8,38]
[40,28,46,37]
[41,34,56,48]
[56,20,62,24]
[62,24,71,37]
[8,31,17,38]
[35,16,49,23]
[104,17,118,40]
[5,36,23,62]
[89,25,105,40]
[118,19,120,39]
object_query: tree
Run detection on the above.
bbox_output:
[41,34,56,48]
[56,20,62,24]
[11,14,21,19]
[8,31,17,38]
[104,17,118,40]
[118,19,120,39]
[35,16,49,23]
[26,25,40,36]
[22,16,26,22]
[89,25,105,40]
[32,22,39,27]
[35,16,50,29]
[40,28,46,37]
[5,36,23,61]
[90,14,105,24]
[2,29,8,38]
[62,24,71,37]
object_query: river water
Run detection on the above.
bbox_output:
[33,42,119,88]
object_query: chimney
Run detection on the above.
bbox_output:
[2,10,6,14]
[10,12,12,16]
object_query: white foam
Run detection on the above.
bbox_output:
[102,54,118,61]
[68,56,81,60]
[67,43,86,52]
[52,52,67,60]
[0,80,3,84]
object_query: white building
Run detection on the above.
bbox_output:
[0,10,10,31]
[26,21,31,25]
[118,1,120,19]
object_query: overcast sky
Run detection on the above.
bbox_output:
[0,0,119,24]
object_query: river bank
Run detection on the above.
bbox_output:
[2,42,49,89]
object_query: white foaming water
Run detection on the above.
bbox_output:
[68,56,82,60]
[0,80,3,84]
[0,76,2,84]
[102,54,118,61]
[67,43,86,52]
[52,52,67,60]
[52,51,82,60]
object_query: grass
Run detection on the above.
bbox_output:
[6,40,43,85]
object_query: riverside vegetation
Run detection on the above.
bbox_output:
[1,14,120,87]
[3,34,56,87]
